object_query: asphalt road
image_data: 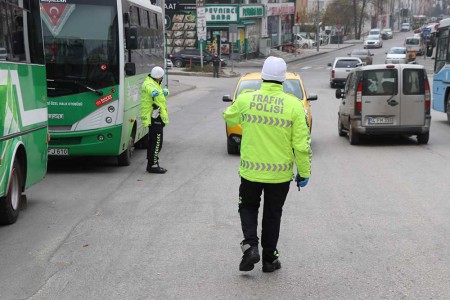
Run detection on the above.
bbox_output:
[1,32,450,299]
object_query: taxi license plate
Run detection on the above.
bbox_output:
[368,117,393,124]
[48,148,69,156]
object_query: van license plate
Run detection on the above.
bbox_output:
[48,148,69,156]
[368,117,393,124]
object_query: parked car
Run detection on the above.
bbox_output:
[364,35,383,49]
[169,49,213,67]
[401,23,411,32]
[385,47,408,64]
[335,64,431,145]
[328,57,363,88]
[369,28,381,36]
[294,34,316,49]
[0,47,6,60]
[222,72,318,154]
[381,28,393,39]
[348,49,374,65]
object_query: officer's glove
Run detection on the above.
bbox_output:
[162,88,169,97]
[152,91,159,98]
[295,174,309,190]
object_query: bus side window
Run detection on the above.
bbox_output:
[12,15,25,59]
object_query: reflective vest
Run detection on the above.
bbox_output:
[223,82,312,183]
[141,76,169,127]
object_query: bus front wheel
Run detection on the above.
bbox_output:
[118,131,135,166]
[0,160,22,225]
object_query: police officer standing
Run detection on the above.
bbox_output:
[212,53,221,78]
[141,66,169,174]
[223,56,312,272]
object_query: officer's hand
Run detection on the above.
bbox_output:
[152,91,159,98]
[295,174,309,189]
[162,88,169,97]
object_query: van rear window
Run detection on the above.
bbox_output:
[362,69,398,95]
[335,60,360,68]
[403,69,425,95]
[406,38,419,45]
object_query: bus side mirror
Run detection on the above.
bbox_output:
[125,26,138,50]
[125,62,136,76]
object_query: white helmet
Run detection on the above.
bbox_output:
[150,66,165,79]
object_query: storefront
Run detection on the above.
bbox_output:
[266,3,294,49]
[205,4,264,59]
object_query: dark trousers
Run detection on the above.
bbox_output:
[213,65,219,78]
[239,177,290,262]
[147,121,164,166]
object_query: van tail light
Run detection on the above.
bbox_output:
[331,69,335,79]
[424,78,431,114]
[356,80,363,114]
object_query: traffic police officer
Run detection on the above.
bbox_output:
[141,66,169,173]
[223,56,312,272]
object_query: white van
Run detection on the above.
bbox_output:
[405,36,425,55]
[335,64,431,145]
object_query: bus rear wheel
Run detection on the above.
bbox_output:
[0,160,22,225]
[118,131,135,166]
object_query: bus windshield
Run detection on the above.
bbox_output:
[40,0,119,97]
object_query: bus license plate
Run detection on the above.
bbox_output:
[48,148,69,156]
[368,117,393,124]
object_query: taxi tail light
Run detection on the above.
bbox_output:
[424,78,431,114]
[356,80,363,115]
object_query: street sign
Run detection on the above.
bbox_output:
[197,7,207,41]
[229,24,238,43]
[422,27,431,36]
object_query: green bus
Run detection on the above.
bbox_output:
[0,0,48,225]
[40,0,165,165]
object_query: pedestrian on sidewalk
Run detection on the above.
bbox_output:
[223,56,312,273]
[212,53,221,78]
[141,66,169,174]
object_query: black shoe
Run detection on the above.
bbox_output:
[239,245,260,271]
[262,259,281,273]
[146,164,167,174]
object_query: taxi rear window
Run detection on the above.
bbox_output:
[236,79,304,100]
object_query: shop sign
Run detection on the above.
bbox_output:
[205,5,238,22]
[266,3,295,17]
[240,5,264,19]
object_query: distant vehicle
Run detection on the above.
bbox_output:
[385,47,407,64]
[381,28,393,39]
[401,23,411,31]
[222,72,317,154]
[0,47,6,60]
[335,64,431,145]
[169,49,213,67]
[348,49,374,65]
[369,28,381,36]
[328,57,363,88]
[166,59,173,69]
[294,34,316,49]
[405,36,425,55]
[364,35,383,49]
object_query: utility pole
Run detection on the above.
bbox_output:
[316,0,320,52]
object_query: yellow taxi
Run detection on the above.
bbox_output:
[222,72,317,154]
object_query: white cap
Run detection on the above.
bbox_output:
[261,56,286,82]
[150,66,165,79]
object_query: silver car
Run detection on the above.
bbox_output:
[328,57,363,88]
[335,64,431,145]
[385,47,407,64]
[364,35,383,49]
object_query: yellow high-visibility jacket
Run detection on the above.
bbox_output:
[223,82,312,183]
[141,76,169,127]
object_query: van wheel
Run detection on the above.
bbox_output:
[338,117,346,137]
[0,160,22,225]
[348,126,360,145]
[417,132,429,144]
